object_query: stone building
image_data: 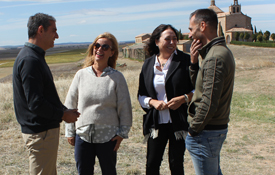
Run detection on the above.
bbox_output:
[135,33,151,43]
[209,0,253,43]
[123,34,192,60]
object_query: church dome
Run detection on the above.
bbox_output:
[208,0,224,14]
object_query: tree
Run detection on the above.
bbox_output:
[258,30,263,35]
[264,31,271,41]
[257,34,263,42]
[218,23,224,36]
[184,35,189,40]
[252,34,257,42]
[271,33,275,42]
[251,25,253,34]
[254,25,257,34]
[263,34,269,42]
[244,32,250,41]
[239,33,244,41]
[234,32,240,41]
[177,29,184,40]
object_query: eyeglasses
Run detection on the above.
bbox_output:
[94,43,112,51]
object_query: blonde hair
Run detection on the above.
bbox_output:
[83,32,119,69]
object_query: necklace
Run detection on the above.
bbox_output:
[157,57,167,67]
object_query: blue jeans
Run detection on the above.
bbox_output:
[186,129,228,175]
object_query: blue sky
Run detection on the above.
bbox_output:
[0,0,274,46]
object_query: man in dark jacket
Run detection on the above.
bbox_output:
[13,13,79,175]
[185,9,235,175]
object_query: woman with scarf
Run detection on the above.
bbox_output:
[138,24,193,175]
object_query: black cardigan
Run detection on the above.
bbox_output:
[138,50,194,136]
[13,43,64,134]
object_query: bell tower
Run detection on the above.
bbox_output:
[211,0,215,6]
[229,0,241,14]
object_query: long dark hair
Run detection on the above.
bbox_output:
[146,24,178,56]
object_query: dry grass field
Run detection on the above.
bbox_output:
[0,44,275,174]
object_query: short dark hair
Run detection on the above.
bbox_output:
[27,13,56,39]
[190,9,218,31]
[146,24,178,56]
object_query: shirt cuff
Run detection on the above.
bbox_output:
[65,123,76,138]
[188,127,199,137]
[117,125,131,139]
[138,95,152,109]
[190,62,199,70]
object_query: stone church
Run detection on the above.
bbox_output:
[209,0,253,43]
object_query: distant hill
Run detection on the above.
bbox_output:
[0,41,135,50]
[0,41,136,60]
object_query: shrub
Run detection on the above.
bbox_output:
[230,40,275,47]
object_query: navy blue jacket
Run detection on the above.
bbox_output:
[13,42,64,134]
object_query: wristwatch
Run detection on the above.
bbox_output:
[184,94,189,105]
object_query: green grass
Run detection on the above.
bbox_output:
[231,92,275,123]
[231,40,275,47]
[0,48,87,68]
[45,49,87,64]
[0,60,15,68]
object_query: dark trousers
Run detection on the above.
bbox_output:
[146,123,185,175]
[74,134,117,175]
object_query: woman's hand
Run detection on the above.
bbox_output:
[67,137,75,146]
[149,99,168,111]
[167,96,185,110]
[112,136,123,151]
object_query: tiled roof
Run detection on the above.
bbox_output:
[135,33,151,38]
[208,5,224,14]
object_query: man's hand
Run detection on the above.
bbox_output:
[190,39,202,64]
[112,136,123,151]
[62,109,80,123]
[67,137,75,146]
[149,99,168,111]
[167,96,185,110]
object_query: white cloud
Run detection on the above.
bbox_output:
[56,0,204,27]
[105,0,207,14]
[57,10,192,28]
[0,0,91,2]
[71,9,119,16]
[242,4,275,15]
[0,0,97,8]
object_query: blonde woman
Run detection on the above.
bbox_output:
[65,32,132,175]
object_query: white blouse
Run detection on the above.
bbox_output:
[138,50,177,124]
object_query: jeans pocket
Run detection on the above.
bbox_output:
[207,133,226,157]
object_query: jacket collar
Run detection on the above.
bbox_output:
[25,42,45,56]
[166,49,181,82]
[198,36,226,59]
